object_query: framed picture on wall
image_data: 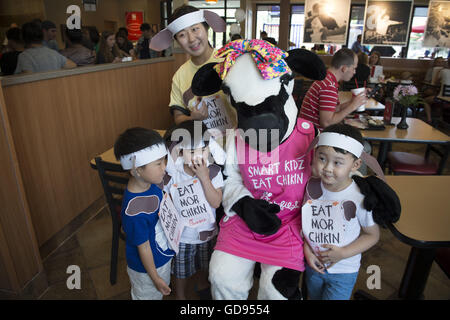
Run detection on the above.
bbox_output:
[423,1,450,48]
[362,0,413,46]
[303,0,351,44]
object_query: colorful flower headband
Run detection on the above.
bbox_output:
[213,39,292,81]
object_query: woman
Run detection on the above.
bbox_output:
[353,51,370,83]
[96,31,124,64]
[369,51,381,67]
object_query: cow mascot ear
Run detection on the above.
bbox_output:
[285,48,327,80]
[192,62,223,96]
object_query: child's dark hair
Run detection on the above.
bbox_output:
[164,120,210,150]
[114,127,164,161]
[169,5,209,39]
[322,124,364,159]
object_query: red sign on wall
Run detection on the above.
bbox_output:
[126,12,143,41]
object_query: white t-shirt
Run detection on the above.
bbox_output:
[302,180,375,274]
[165,158,224,244]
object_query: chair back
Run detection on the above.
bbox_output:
[94,157,129,226]
[443,84,450,97]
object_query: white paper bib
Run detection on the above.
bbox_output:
[169,177,215,231]
[302,199,346,253]
[198,95,233,134]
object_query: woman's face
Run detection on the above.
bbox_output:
[175,23,209,58]
[106,35,115,48]
[369,53,379,65]
[116,36,125,46]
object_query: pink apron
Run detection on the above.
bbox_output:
[215,118,315,271]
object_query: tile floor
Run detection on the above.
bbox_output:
[39,126,450,300]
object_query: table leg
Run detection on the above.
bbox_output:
[398,247,436,300]
[377,141,390,170]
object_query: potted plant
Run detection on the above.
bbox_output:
[393,84,424,129]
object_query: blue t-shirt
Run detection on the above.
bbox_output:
[121,184,175,273]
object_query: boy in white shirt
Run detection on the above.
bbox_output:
[302,124,381,300]
[164,120,225,300]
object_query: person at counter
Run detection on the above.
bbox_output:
[60,28,95,67]
[41,20,59,52]
[137,23,159,59]
[150,5,237,133]
[0,27,23,76]
[14,21,76,74]
[96,31,125,64]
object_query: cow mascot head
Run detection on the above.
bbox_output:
[191,39,327,300]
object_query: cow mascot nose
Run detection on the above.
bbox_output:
[191,39,327,300]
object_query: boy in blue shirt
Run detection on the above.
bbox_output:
[114,127,175,300]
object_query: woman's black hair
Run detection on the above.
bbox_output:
[169,5,209,39]
[114,127,164,161]
[322,124,364,159]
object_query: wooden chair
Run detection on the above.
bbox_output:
[94,157,129,285]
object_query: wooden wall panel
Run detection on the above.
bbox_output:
[3,60,177,245]
[0,85,42,292]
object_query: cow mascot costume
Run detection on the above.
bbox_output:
[191,39,327,300]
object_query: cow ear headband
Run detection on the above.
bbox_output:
[150,10,226,51]
[119,143,168,170]
[309,132,386,181]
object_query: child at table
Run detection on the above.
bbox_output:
[164,120,226,300]
[301,124,400,300]
[114,127,175,300]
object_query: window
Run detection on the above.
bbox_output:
[407,6,450,59]
[256,5,280,43]
[189,0,241,48]
[290,5,314,50]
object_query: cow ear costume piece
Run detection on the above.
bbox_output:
[150,10,226,51]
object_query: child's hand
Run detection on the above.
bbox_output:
[191,158,210,182]
[318,244,346,268]
[154,276,171,296]
[304,242,325,274]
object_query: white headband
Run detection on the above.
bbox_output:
[150,10,225,51]
[317,132,364,158]
[120,143,168,170]
[167,10,205,37]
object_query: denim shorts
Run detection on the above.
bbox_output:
[304,264,359,300]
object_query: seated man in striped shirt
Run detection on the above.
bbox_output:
[300,48,367,131]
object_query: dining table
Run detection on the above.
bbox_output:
[351,117,449,172]
[384,175,450,299]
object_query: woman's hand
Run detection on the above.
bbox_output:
[190,98,209,121]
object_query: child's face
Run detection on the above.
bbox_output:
[313,146,361,192]
[182,145,209,167]
[136,156,167,184]
[175,23,209,58]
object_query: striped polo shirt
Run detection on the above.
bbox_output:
[299,71,339,131]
